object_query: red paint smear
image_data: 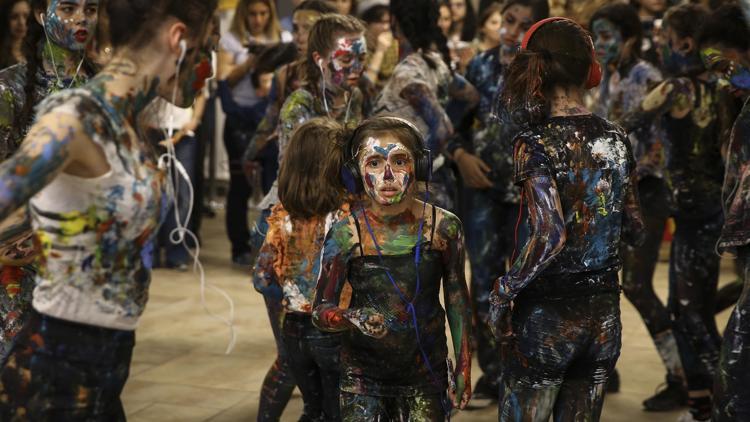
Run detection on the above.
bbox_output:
[193,60,212,91]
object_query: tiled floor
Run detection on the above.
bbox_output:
[123,212,735,421]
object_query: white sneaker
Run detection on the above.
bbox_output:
[677,411,709,422]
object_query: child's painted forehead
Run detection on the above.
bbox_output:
[357,134,413,159]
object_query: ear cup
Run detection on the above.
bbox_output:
[341,162,362,194]
[585,51,602,88]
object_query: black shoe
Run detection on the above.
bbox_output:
[465,375,498,410]
[643,376,688,412]
[232,251,254,268]
[606,369,620,393]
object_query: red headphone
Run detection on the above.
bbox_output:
[521,17,602,89]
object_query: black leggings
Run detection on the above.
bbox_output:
[499,293,621,422]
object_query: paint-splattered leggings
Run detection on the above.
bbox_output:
[498,293,621,422]
[340,391,445,421]
[620,177,683,378]
[0,310,133,421]
[713,245,750,422]
[669,212,723,393]
[282,313,341,421]
[464,192,520,389]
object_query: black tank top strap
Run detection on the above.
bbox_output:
[429,204,437,249]
[352,212,365,256]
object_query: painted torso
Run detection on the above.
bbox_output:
[719,97,750,252]
[29,88,165,330]
[514,114,635,277]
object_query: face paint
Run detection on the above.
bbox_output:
[592,19,622,66]
[43,0,98,51]
[659,31,704,76]
[326,35,367,91]
[358,136,414,206]
[700,47,750,91]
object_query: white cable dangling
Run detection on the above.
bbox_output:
[159,41,238,354]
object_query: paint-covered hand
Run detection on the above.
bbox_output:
[489,280,513,341]
[455,149,492,189]
[449,366,472,410]
[343,307,388,338]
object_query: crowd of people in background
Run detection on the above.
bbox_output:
[1,0,750,421]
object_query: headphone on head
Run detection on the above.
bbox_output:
[341,117,432,194]
[521,17,602,89]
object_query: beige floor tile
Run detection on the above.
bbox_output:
[128,403,222,422]
[123,380,248,410]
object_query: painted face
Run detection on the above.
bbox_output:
[592,19,622,66]
[482,12,502,46]
[176,23,219,107]
[358,135,415,206]
[499,5,533,63]
[43,0,98,51]
[10,1,30,40]
[246,1,270,37]
[438,5,452,37]
[325,34,367,91]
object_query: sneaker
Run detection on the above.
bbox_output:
[643,376,688,412]
[606,369,620,393]
[677,410,711,422]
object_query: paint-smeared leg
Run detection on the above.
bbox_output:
[340,392,387,422]
[553,294,621,422]
[398,393,445,422]
[257,297,296,422]
[669,213,723,420]
[712,246,750,422]
[465,191,511,394]
[281,315,325,421]
[0,264,35,365]
[308,331,342,421]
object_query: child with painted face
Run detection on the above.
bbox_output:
[698,6,750,421]
[456,0,548,404]
[254,118,351,422]
[0,0,98,364]
[589,3,689,411]
[313,116,472,420]
[255,14,367,215]
[620,5,741,420]
[0,0,217,418]
[489,17,645,421]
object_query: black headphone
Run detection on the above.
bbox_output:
[341,116,432,194]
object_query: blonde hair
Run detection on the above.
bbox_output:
[230,0,282,43]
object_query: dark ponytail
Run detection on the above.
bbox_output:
[391,0,452,72]
[107,0,218,49]
[500,18,593,126]
[16,0,44,134]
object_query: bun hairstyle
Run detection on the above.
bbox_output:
[500,18,595,126]
[390,0,451,73]
[107,0,218,48]
[589,2,643,64]
[304,13,365,90]
[278,118,348,220]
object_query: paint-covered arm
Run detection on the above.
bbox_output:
[619,78,694,134]
[0,83,17,161]
[0,112,82,222]
[621,139,646,247]
[400,82,453,151]
[439,212,472,409]
[492,176,566,302]
[277,91,314,167]
[252,208,284,300]
[312,219,388,338]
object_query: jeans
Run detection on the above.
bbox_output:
[0,311,134,421]
[258,297,296,422]
[223,115,255,257]
[499,293,621,422]
[282,313,341,421]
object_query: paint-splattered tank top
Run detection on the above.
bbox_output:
[340,208,448,396]
[29,89,165,330]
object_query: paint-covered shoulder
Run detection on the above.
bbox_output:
[0,64,28,126]
[280,88,314,116]
[630,60,662,85]
[434,207,464,242]
[324,213,358,255]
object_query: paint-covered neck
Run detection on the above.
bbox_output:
[39,39,87,82]
[89,58,160,126]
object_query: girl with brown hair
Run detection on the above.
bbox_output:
[254,118,351,421]
[490,17,644,421]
